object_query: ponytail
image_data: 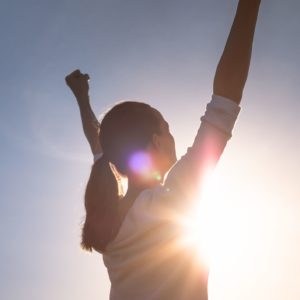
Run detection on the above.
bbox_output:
[81,101,161,252]
[81,156,122,253]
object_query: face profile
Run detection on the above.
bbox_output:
[151,114,177,176]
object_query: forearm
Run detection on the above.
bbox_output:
[213,0,261,104]
[77,96,102,155]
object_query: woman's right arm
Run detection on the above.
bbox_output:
[164,0,261,209]
[164,95,240,208]
[213,0,261,104]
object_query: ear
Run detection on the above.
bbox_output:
[149,133,161,152]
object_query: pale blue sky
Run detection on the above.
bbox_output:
[0,1,299,299]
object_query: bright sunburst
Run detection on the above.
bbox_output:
[181,166,257,269]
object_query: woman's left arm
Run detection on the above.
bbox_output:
[65,70,102,157]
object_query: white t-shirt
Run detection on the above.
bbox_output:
[95,95,240,300]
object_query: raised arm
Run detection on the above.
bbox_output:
[214,0,261,104]
[65,70,102,156]
[164,1,261,210]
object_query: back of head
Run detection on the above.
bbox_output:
[100,101,161,174]
[82,101,161,252]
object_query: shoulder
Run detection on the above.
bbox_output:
[129,185,175,217]
[107,185,178,247]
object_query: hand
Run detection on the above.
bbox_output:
[65,69,90,105]
[239,0,261,7]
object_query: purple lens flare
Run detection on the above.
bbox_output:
[128,151,152,175]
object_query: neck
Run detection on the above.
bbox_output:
[126,175,162,197]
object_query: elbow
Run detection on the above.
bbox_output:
[213,75,246,104]
[213,87,242,105]
[213,60,250,104]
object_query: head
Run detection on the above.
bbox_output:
[82,101,176,252]
[100,101,176,181]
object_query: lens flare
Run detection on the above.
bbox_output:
[128,151,152,176]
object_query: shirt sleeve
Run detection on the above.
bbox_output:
[93,152,103,162]
[163,94,240,209]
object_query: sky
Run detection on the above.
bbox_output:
[0,0,299,299]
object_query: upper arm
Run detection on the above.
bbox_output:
[163,95,240,209]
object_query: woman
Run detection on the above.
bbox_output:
[66,1,261,299]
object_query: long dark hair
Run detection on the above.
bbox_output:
[81,101,161,252]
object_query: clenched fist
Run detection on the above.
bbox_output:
[65,69,90,104]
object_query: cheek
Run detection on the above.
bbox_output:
[167,135,176,159]
[169,134,175,150]
[170,140,177,162]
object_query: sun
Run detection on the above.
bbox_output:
[180,166,249,268]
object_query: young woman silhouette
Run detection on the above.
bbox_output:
[66,1,261,299]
